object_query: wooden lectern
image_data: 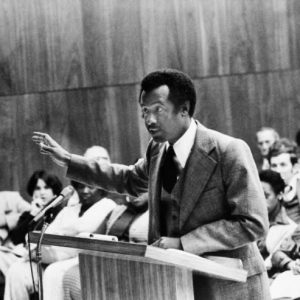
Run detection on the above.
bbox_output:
[29,232,247,300]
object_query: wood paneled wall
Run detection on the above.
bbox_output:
[0,0,300,198]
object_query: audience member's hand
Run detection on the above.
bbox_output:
[151,237,182,249]
[30,197,45,216]
[32,132,71,167]
[288,259,300,275]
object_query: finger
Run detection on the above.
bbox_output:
[40,143,55,153]
[33,132,46,137]
[40,149,51,155]
[32,132,46,141]
[42,134,58,147]
[32,136,44,144]
[33,132,56,147]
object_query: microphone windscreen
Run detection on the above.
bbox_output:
[60,185,75,198]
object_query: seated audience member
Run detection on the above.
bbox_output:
[257,170,296,276]
[0,191,31,299]
[0,192,31,246]
[4,146,116,300]
[62,195,149,300]
[256,127,279,170]
[0,170,62,299]
[268,226,300,299]
[268,138,300,223]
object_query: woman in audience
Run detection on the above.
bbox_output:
[0,170,62,299]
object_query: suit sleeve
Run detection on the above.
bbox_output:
[181,139,269,255]
[67,155,149,198]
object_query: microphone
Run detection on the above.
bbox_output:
[32,185,75,223]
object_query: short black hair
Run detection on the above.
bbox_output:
[268,138,298,165]
[27,170,63,197]
[139,69,197,116]
[259,169,285,195]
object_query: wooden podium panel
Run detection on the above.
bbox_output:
[79,252,194,300]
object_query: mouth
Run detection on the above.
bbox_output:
[148,128,160,134]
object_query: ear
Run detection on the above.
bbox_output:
[180,101,190,116]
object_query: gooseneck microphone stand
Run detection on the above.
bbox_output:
[35,210,55,300]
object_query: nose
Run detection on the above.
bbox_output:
[145,112,157,126]
[39,188,46,196]
[83,186,90,194]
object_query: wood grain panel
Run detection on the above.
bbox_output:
[0,98,19,191]
[79,253,194,300]
[194,77,234,135]
[1,0,300,96]
[80,0,144,86]
[139,0,230,76]
[0,0,86,95]
[287,0,300,69]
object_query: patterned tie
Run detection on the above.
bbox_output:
[161,146,180,193]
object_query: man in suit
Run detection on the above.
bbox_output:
[32,69,270,299]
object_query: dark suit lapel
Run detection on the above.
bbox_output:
[179,124,217,229]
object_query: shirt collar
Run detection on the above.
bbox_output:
[167,119,197,168]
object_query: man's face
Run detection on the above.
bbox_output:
[261,181,278,214]
[256,130,276,157]
[76,184,100,205]
[270,153,294,184]
[140,85,187,144]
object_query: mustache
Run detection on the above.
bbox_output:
[147,125,159,130]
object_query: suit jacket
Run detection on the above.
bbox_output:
[67,122,270,299]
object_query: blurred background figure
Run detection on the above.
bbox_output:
[268,138,300,223]
[0,193,30,246]
[0,170,62,300]
[256,127,280,170]
[258,169,300,299]
[257,170,295,271]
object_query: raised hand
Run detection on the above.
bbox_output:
[32,132,71,167]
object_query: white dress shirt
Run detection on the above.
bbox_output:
[167,118,197,169]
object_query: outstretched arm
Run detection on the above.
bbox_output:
[32,132,71,167]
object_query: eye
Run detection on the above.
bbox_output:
[156,106,163,114]
[141,107,149,118]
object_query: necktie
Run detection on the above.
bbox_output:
[161,146,180,193]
